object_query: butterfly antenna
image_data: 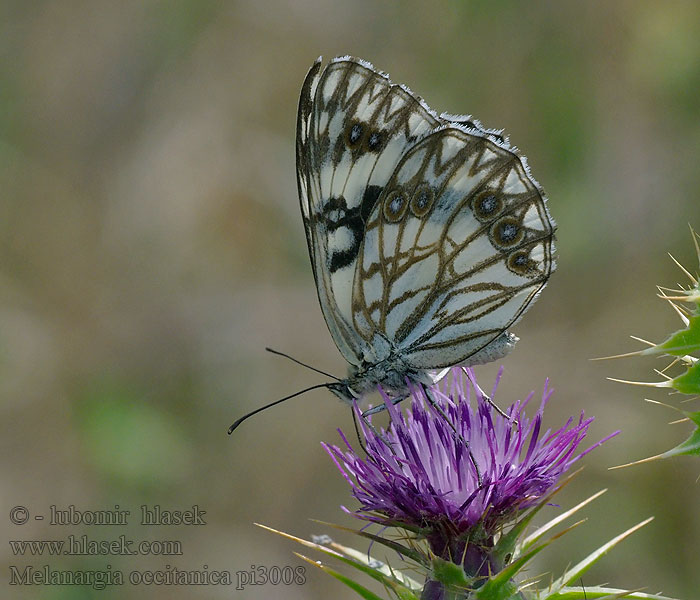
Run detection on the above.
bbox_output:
[265,347,341,381]
[228,382,331,434]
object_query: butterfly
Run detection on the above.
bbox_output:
[296,56,555,412]
[228,56,556,434]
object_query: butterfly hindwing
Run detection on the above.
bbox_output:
[352,126,555,369]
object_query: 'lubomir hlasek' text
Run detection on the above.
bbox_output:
[48,505,206,525]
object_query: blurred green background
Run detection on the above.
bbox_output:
[2,1,699,599]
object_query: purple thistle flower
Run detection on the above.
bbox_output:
[323,367,617,587]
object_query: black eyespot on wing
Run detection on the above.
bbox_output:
[507,249,537,276]
[409,184,434,218]
[345,121,364,148]
[383,189,408,222]
[490,217,524,249]
[365,130,383,152]
[472,190,503,222]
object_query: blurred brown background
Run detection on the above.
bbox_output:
[1,1,699,599]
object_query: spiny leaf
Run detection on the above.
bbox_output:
[517,489,606,554]
[670,361,700,394]
[544,518,653,594]
[332,541,422,591]
[540,584,679,599]
[256,522,345,558]
[475,543,547,600]
[608,228,700,413]
[643,314,700,356]
[256,523,419,595]
[646,410,700,460]
[608,354,698,395]
[610,409,700,468]
[295,552,391,600]
[431,555,473,589]
[310,519,426,564]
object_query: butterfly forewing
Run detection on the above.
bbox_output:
[297,57,443,365]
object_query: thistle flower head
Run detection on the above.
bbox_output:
[324,367,615,579]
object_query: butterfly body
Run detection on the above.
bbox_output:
[296,56,555,408]
[326,330,518,405]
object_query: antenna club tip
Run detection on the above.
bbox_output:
[228,418,244,435]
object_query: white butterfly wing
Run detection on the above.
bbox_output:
[296,57,442,366]
[351,126,555,369]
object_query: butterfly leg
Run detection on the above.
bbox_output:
[351,406,369,454]
[360,395,405,418]
[461,367,519,428]
[355,397,409,456]
[420,383,483,485]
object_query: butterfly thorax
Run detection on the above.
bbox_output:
[327,349,429,405]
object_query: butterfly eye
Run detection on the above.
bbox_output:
[490,217,524,249]
[507,249,535,275]
[383,189,408,222]
[472,190,503,222]
[345,121,364,147]
[410,185,434,217]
